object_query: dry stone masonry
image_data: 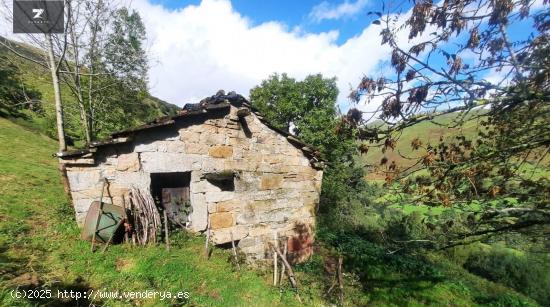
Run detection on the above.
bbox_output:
[58,92,324,263]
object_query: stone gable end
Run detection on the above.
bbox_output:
[62,105,323,263]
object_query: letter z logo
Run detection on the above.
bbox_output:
[32,8,44,19]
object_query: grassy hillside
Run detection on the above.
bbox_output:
[360,110,549,182]
[0,37,180,145]
[0,117,540,306]
[0,117,304,306]
[360,112,480,180]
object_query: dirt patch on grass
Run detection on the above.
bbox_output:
[115,258,136,272]
[8,272,40,288]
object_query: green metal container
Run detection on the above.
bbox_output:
[81,201,125,243]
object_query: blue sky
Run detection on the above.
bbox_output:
[147,0,539,50]
[0,0,542,111]
[149,0,405,44]
[125,0,412,109]
[113,0,543,111]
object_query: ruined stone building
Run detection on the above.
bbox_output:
[57,92,324,262]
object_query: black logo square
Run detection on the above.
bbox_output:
[13,0,65,34]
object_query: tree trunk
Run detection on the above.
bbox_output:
[46,34,71,197]
[67,6,92,145]
[337,256,344,306]
[77,90,91,144]
[46,34,66,152]
[86,1,101,141]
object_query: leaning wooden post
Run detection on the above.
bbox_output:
[279,239,287,285]
[271,242,297,289]
[101,219,124,253]
[230,231,240,270]
[204,218,211,258]
[163,210,170,251]
[121,195,129,244]
[273,232,278,286]
[91,178,107,252]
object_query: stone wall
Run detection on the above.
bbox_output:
[63,105,323,262]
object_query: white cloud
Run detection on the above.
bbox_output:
[1,0,542,116]
[309,0,369,23]
[129,0,390,109]
[0,0,409,113]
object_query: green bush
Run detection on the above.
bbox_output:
[464,246,550,306]
[318,228,443,282]
[477,293,537,307]
[385,210,429,241]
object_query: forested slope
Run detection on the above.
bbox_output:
[0,36,180,146]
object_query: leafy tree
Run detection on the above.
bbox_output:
[104,8,148,93]
[1,1,155,145]
[56,2,153,142]
[85,7,151,139]
[348,1,549,246]
[251,73,370,228]
[63,3,151,141]
[250,73,353,160]
[250,74,332,128]
[251,73,350,160]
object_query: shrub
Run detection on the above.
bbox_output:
[477,293,537,307]
[464,246,550,306]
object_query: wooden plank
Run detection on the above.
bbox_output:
[61,158,95,165]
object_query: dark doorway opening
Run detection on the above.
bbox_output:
[150,172,191,228]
